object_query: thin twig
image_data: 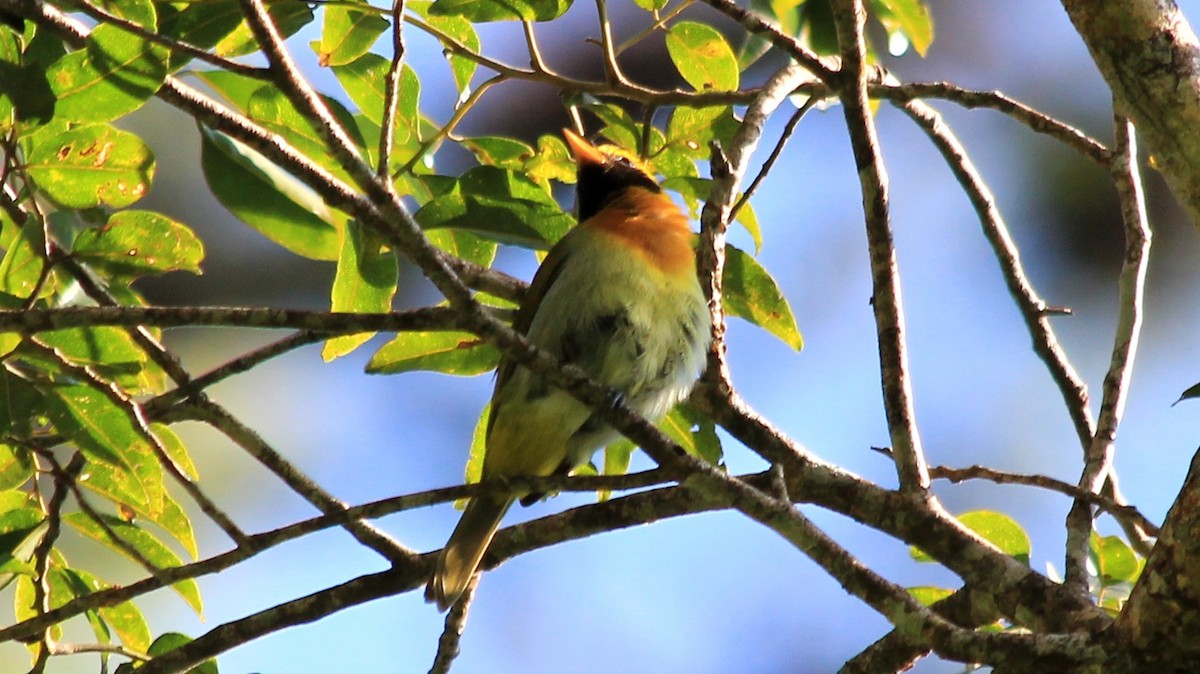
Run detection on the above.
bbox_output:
[1064,115,1153,590]
[929,464,1158,537]
[0,305,463,334]
[180,398,417,564]
[29,339,253,547]
[593,0,629,86]
[830,0,929,492]
[522,20,549,73]
[149,331,326,410]
[729,97,816,222]
[900,100,1096,449]
[378,0,408,177]
[71,0,270,78]
[428,574,478,674]
[615,0,694,55]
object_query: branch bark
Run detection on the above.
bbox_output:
[1061,0,1200,229]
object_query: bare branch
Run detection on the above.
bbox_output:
[1064,114,1153,591]
[428,575,478,674]
[830,0,929,491]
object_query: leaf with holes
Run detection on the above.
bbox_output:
[24,124,155,209]
[73,210,204,280]
[665,22,739,91]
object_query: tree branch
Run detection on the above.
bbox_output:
[830,0,929,492]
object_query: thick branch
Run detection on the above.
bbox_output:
[1061,0,1200,229]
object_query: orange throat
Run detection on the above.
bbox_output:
[585,188,696,276]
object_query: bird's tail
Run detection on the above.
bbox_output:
[425,494,514,611]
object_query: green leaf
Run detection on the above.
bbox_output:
[199,126,342,260]
[665,105,728,156]
[0,217,55,300]
[870,0,934,56]
[411,1,479,92]
[463,136,535,169]
[215,0,315,57]
[428,0,570,23]
[415,166,573,248]
[907,585,953,606]
[367,331,500,376]
[665,21,739,91]
[245,86,367,184]
[313,0,389,67]
[661,405,722,465]
[580,101,641,153]
[159,0,244,70]
[24,123,155,209]
[72,210,205,280]
[188,69,263,115]
[323,223,399,361]
[1091,532,1139,584]
[64,512,203,616]
[37,325,167,394]
[0,505,44,581]
[722,245,802,350]
[660,176,760,250]
[633,0,671,11]
[427,228,498,267]
[332,55,424,164]
[138,633,219,674]
[0,445,32,491]
[1174,381,1200,405]
[64,565,153,654]
[0,366,41,440]
[46,24,167,123]
[42,384,164,512]
[455,402,491,509]
[524,135,574,187]
[914,510,1030,564]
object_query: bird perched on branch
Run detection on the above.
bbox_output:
[425,128,711,611]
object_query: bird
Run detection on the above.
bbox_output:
[425,128,712,611]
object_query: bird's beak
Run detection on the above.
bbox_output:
[563,128,607,168]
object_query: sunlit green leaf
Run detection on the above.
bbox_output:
[428,0,570,23]
[366,330,500,376]
[313,0,388,67]
[323,224,399,361]
[215,0,315,57]
[665,21,739,91]
[72,210,205,280]
[427,228,498,267]
[415,166,573,248]
[0,445,32,491]
[913,510,1031,565]
[412,1,479,92]
[525,135,574,187]
[0,218,55,300]
[64,512,203,615]
[46,24,167,123]
[24,124,155,209]
[159,0,243,70]
[1091,532,1139,584]
[199,126,342,260]
[661,405,722,465]
[870,0,934,56]
[908,585,953,606]
[42,384,164,512]
[37,325,167,394]
[722,245,802,350]
[463,136,535,169]
[66,565,153,654]
[332,55,424,164]
[456,402,491,509]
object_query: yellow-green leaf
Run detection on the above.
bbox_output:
[665,21,739,91]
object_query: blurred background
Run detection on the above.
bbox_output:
[6,0,1200,671]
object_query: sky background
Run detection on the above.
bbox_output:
[6,1,1200,672]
